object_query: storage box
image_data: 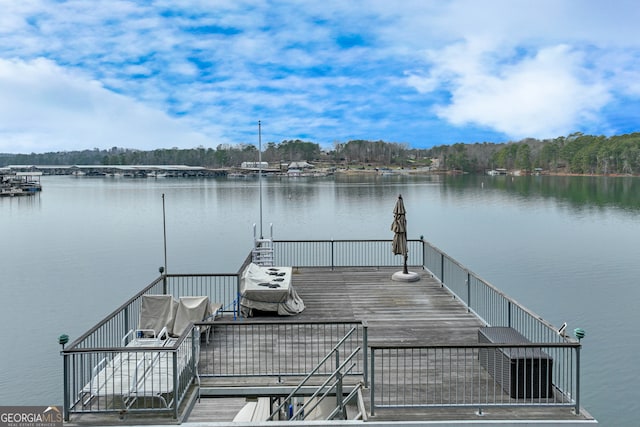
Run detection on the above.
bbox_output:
[478,327,553,399]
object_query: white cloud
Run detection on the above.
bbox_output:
[408,42,613,139]
[0,58,220,153]
[1,0,640,152]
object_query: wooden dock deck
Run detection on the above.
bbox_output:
[186,267,595,424]
[257,266,483,344]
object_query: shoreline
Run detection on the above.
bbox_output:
[333,167,638,177]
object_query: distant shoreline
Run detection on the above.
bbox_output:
[334,167,638,177]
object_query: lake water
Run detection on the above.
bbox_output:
[1,174,637,425]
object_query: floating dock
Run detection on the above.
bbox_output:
[61,239,596,425]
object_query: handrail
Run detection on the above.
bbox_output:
[268,327,359,421]
[325,382,363,420]
[292,355,359,420]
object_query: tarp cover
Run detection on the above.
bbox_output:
[173,296,213,336]
[240,263,304,316]
[138,294,178,336]
[139,294,214,337]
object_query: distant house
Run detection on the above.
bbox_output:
[288,161,313,169]
[241,161,269,169]
[487,168,508,176]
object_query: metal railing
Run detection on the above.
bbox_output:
[422,240,569,344]
[61,238,584,420]
[370,342,581,414]
[268,327,362,421]
[198,321,367,381]
[273,239,423,268]
[61,327,199,420]
[61,270,243,420]
[165,274,239,316]
[271,240,583,414]
[64,274,240,353]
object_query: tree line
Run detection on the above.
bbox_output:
[3,132,640,175]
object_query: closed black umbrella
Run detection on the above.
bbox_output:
[391,194,408,274]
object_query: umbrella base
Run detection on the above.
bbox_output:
[392,271,420,282]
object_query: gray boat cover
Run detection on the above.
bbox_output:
[240,263,305,316]
[173,296,213,336]
[138,294,213,337]
[138,294,178,336]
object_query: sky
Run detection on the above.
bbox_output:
[1,0,639,154]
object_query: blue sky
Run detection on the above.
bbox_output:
[1,0,639,154]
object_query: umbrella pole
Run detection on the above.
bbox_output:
[403,254,408,275]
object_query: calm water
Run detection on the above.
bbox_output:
[1,174,638,425]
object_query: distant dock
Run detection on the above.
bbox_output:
[4,164,228,178]
[0,170,42,197]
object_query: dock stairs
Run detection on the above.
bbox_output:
[195,326,364,422]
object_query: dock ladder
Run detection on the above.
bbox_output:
[252,223,274,266]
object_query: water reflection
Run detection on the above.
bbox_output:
[441,174,640,213]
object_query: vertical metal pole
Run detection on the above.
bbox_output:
[173,350,179,419]
[467,272,471,312]
[370,349,375,416]
[331,239,335,270]
[335,350,343,418]
[258,120,263,239]
[62,353,69,421]
[192,327,199,401]
[124,306,130,339]
[162,274,167,295]
[508,301,512,328]
[440,253,445,286]
[236,275,241,319]
[162,193,168,274]
[575,345,581,415]
[363,323,369,388]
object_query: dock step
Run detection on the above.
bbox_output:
[252,238,274,266]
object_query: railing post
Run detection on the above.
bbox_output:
[363,323,369,388]
[192,327,197,389]
[370,349,375,416]
[236,275,241,319]
[466,272,471,312]
[335,350,344,419]
[124,306,130,340]
[173,351,179,419]
[331,239,335,271]
[508,301,512,328]
[440,253,445,286]
[62,352,69,421]
[575,344,581,415]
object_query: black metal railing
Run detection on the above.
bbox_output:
[422,240,570,344]
[61,270,243,420]
[271,239,583,414]
[268,327,362,421]
[61,327,199,420]
[370,342,581,414]
[198,321,367,380]
[272,239,424,268]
